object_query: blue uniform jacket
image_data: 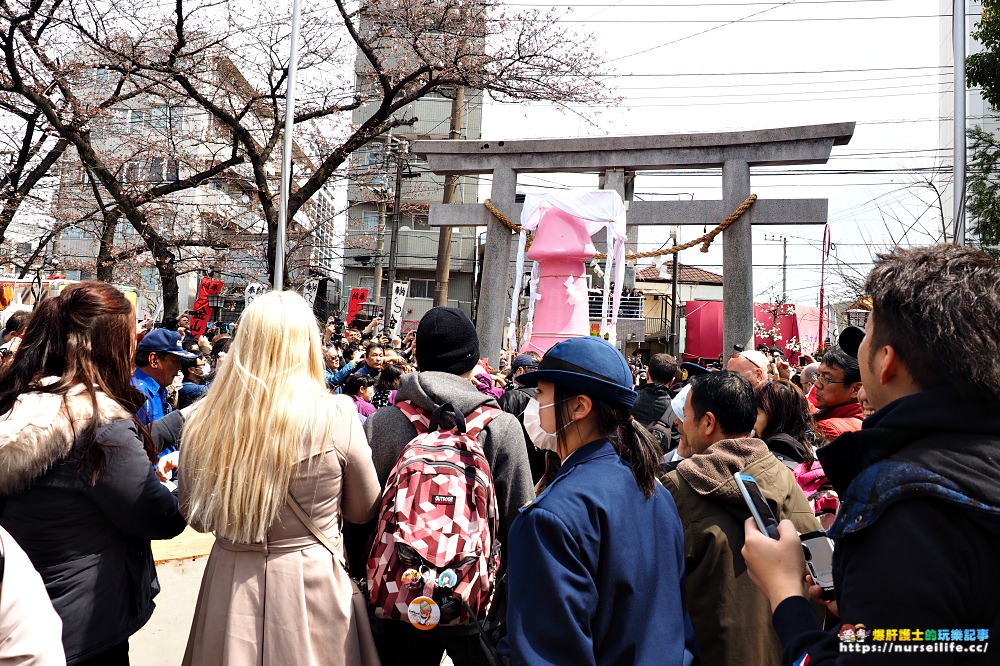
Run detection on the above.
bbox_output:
[502,439,698,666]
[131,368,168,426]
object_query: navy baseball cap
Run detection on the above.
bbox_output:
[516,336,637,410]
[838,326,865,359]
[511,354,539,372]
[137,328,199,359]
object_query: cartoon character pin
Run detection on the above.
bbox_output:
[407,596,441,630]
[401,569,423,590]
[436,569,458,590]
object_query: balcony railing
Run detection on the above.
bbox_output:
[588,294,644,319]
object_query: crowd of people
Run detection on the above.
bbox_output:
[0,243,998,665]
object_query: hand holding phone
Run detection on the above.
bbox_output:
[734,473,780,539]
[800,530,836,601]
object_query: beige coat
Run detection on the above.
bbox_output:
[182,396,382,666]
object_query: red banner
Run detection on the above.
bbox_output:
[346,288,369,327]
[189,278,224,339]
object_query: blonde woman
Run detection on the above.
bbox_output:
[180,291,382,666]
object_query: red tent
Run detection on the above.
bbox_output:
[684,300,823,361]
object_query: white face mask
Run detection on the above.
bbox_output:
[523,398,559,452]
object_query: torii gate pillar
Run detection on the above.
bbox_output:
[414,123,855,363]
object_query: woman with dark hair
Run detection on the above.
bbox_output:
[370,362,403,409]
[343,373,376,423]
[754,380,838,528]
[753,380,821,466]
[501,336,697,665]
[0,281,186,665]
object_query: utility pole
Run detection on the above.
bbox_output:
[766,234,789,301]
[433,86,465,307]
[953,0,967,245]
[670,231,680,358]
[371,132,392,305]
[384,139,406,335]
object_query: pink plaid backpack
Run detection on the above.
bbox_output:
[367,400,502,629]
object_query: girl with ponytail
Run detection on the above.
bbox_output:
[503,336,697,665]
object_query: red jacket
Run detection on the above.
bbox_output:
[814,401,863,440]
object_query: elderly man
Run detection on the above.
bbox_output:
[727,349,769,389]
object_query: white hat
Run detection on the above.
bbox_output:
[671,384,692,423]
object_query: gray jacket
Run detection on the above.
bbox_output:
[364,371,534,550]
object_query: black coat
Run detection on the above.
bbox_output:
[0,391,185,664]
[772,387,1000,665]
[630,382,676,426]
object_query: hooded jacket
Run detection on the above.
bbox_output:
[772,386,1000,665]
[661,437,821,666]
[0,384,186,663]
[342,372,534,606]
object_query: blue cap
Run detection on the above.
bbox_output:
[516,336,637,409]
[137,328,199,359]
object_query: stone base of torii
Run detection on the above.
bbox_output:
[413,122,855,363]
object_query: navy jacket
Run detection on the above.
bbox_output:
[502,439,698,666]
[773,387,1000,665]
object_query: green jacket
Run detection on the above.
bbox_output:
[661,437,821,666]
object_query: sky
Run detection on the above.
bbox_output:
[470,0,958,306]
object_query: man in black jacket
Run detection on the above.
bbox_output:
[743,244,1000,665]
[630,353,679,423]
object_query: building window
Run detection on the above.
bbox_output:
[366,144,383,165]
[362,211,380,232]
[359,277,374,291]
[408,278,435,299]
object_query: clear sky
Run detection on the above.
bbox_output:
[474,0,955,306]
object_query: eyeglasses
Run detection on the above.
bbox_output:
[814,374,856,386]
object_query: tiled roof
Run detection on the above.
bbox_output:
[635,263,724,285]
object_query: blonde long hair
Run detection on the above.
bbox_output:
[180,290,333,543]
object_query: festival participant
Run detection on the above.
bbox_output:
[344,374,377,423]
[502,336,698,665]
[661,372,819,665]
[743,245,1000,665]
[180,290,381,666]
[370,362,404,409]
[0,281,186,665]
[131,328,198,425]
[812,345,864,439]
[359,306,533,666]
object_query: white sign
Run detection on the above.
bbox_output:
[244,282,269,307]
[389,281,409,338]
[301,279,319,307]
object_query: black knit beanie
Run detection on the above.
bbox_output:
[415,307,480,375]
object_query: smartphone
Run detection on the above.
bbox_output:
[800,530,836,600]
[734,472,780,539]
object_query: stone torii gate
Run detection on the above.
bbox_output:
[413,122,855,362]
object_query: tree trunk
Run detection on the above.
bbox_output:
[95,211,120,282]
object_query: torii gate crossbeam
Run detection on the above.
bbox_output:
[413,122,855,363]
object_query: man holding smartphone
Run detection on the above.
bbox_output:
[659,371,820,665]
[743,245,1000,665]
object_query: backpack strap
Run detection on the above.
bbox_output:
[465,405,502,439]
[397,400,500,439]
[396,399,430,434]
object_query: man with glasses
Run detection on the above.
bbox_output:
[812,345,863,440]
